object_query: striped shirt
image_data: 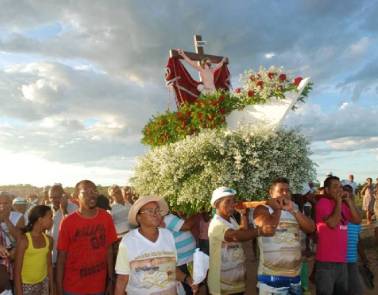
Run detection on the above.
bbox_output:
[164,214,196,266]
[346,223,361,263]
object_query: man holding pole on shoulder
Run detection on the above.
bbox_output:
[253,177,315,295]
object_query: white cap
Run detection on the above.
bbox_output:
[301,183,312,195]
[211,187,236,207]
[12,197,27,205]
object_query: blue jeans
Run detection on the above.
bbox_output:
[258,275,302,295]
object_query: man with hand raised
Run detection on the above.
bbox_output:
[253,177,315,295]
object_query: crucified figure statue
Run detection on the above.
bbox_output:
[177,48,227,94]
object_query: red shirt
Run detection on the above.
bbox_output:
[57,209,117,293]
[315,197,351,262]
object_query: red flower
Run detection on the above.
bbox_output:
[256,80,264,88]
[235,88,241,93]
[198,112,203,119]
[268,72,275,79]
[220,108,226,114]
[293,76,303,86]
[218,95,225,102]
[176,112,184,119]
[247,90,255,97]
[279,74,287,81]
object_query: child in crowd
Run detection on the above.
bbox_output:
[14,205,53,295]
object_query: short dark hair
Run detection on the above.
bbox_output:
[49,183,64,194]
[75,180,96,190]
[270,177,290,189]
[324,176,340,189]
[343,184,353,192]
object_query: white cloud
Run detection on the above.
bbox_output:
[0,0,377,185]
[285,102,378,143]
[0,148,134,186]
[326,137,378,151]
[348,36,370,56]
[264,52,275,59]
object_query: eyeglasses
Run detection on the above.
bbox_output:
[139,208,163,216]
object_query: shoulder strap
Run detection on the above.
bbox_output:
[25,232,32,249]
[42,233,49,248]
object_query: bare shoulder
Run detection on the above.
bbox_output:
[18,233,28,248]
[253,205,269,218]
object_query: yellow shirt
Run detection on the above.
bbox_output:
[21,232,49,284]
[208,215,246,295]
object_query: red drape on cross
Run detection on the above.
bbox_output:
[165,57,231,107]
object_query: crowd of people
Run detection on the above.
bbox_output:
[0,174,377,295]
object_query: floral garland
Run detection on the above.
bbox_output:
[142,66,312,147]
[133,127,316,215]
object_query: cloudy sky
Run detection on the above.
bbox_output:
[0,0,377,186]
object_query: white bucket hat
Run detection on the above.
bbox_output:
[211,187,236,208]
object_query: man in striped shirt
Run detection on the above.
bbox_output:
[343,184,365,295]
[160,202,197,294]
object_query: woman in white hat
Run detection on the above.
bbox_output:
[208,187,274,295]
[114,196,198,295]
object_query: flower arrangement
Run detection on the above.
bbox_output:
[132,127,316,215]
[142,66,312,147]
[236,66,310,108]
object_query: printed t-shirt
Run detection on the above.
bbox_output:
[255,206,302,277]
[208,215,246,295]
[346,223,361,263]
[315,197,351,262]
[50,201,78,263]
[57,209,117,294]
[111,202,131,237]
[164,214,196,266]
[115,228,177,295]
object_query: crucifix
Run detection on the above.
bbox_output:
[166,35,230,106]
[170,35,229,94]
[170,35,227,65]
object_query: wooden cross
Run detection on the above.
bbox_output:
[170,34,228,65]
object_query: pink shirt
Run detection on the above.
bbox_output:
[315,197,351,262]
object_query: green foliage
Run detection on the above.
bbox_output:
[142,66,313,147]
